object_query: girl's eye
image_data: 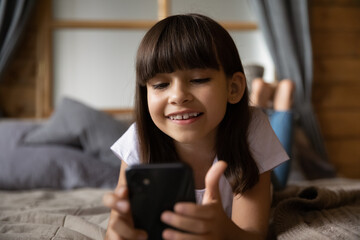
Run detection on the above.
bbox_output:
[152,82,169,90]
[191,78,211,84]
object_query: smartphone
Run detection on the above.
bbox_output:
[126,162,196,239]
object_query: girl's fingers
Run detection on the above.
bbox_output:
[108,216,148,240]
[161,210,210,234]
[162,228,208,240]
[173,202,216,219]
[104,188,148,240]
[103,192,117,208]
[202,161,227,205]
[103,192,127,210]
[103,190,131,217]
[114,186,128,198]
[103,186,128,208]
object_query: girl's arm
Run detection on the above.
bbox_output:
[103,160,148,240]
[229,170,272,239]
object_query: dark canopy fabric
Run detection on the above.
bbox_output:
[250,0,336,178]
[0,0,35,80]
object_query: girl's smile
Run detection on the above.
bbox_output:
[166,111,203,124]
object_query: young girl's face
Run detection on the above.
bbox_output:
[146,68,230,145]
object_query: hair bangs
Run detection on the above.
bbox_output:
[136,15,220,85]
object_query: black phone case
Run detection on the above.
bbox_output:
[126,162,196,239]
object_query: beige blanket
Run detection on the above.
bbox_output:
[0,188,110,240]
[1,179,359,240]
[269,178,360,240]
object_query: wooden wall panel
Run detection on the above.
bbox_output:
[312,32,360,57]
[325,140,360,178]
[313,83,360,109]
[310,0,360,178]
[313,58,360,83]
[310,6,360,31]
[317,111,360,138]
[0,86,36,117]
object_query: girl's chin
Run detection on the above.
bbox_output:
[172,136,196,144]
[169,134,200,144]
[170,132,212,145]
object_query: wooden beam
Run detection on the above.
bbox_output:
[158,0,170,20]
[51,20,157,29]
[221,21,258,30]
[50,20,257,31]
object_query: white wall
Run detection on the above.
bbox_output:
[53,29,145,109]
[53,0,274,109]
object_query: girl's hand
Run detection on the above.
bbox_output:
[103,186,148,240]
[161,161,230,240]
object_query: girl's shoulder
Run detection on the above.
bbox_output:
[110,123,140,165]
[247,107,289,173]
[249,107,269,128]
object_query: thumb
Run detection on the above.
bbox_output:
[202,160,228,205]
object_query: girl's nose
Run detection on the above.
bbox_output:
[168,82,192,105]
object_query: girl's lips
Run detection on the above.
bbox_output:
[166,111,204,125]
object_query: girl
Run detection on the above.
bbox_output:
[103,14,288,240]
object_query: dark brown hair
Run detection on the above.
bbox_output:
[135,14,259,194]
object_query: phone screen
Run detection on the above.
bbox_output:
[126,162,196,239]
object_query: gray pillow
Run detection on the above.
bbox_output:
[23,97,129,166]
[0,121,119,190]
[244,64,264,92]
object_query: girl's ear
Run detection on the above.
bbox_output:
[227,72,246,104]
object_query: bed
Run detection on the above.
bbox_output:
[1,97,359,240]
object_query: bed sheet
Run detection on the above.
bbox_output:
[1,179,359,240]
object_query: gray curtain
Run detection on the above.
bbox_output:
[0,0,35,80]
[250,0,336,178]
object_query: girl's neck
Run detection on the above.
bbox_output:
[174,139,216,189]
[175,138,215,164]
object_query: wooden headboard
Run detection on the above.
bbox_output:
[0,0,257,119]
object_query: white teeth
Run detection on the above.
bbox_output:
[169,113,200,120]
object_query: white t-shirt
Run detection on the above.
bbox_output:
[111,108,289,217]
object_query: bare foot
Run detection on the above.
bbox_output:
[273,79,295,111]
[250,78,275,108]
